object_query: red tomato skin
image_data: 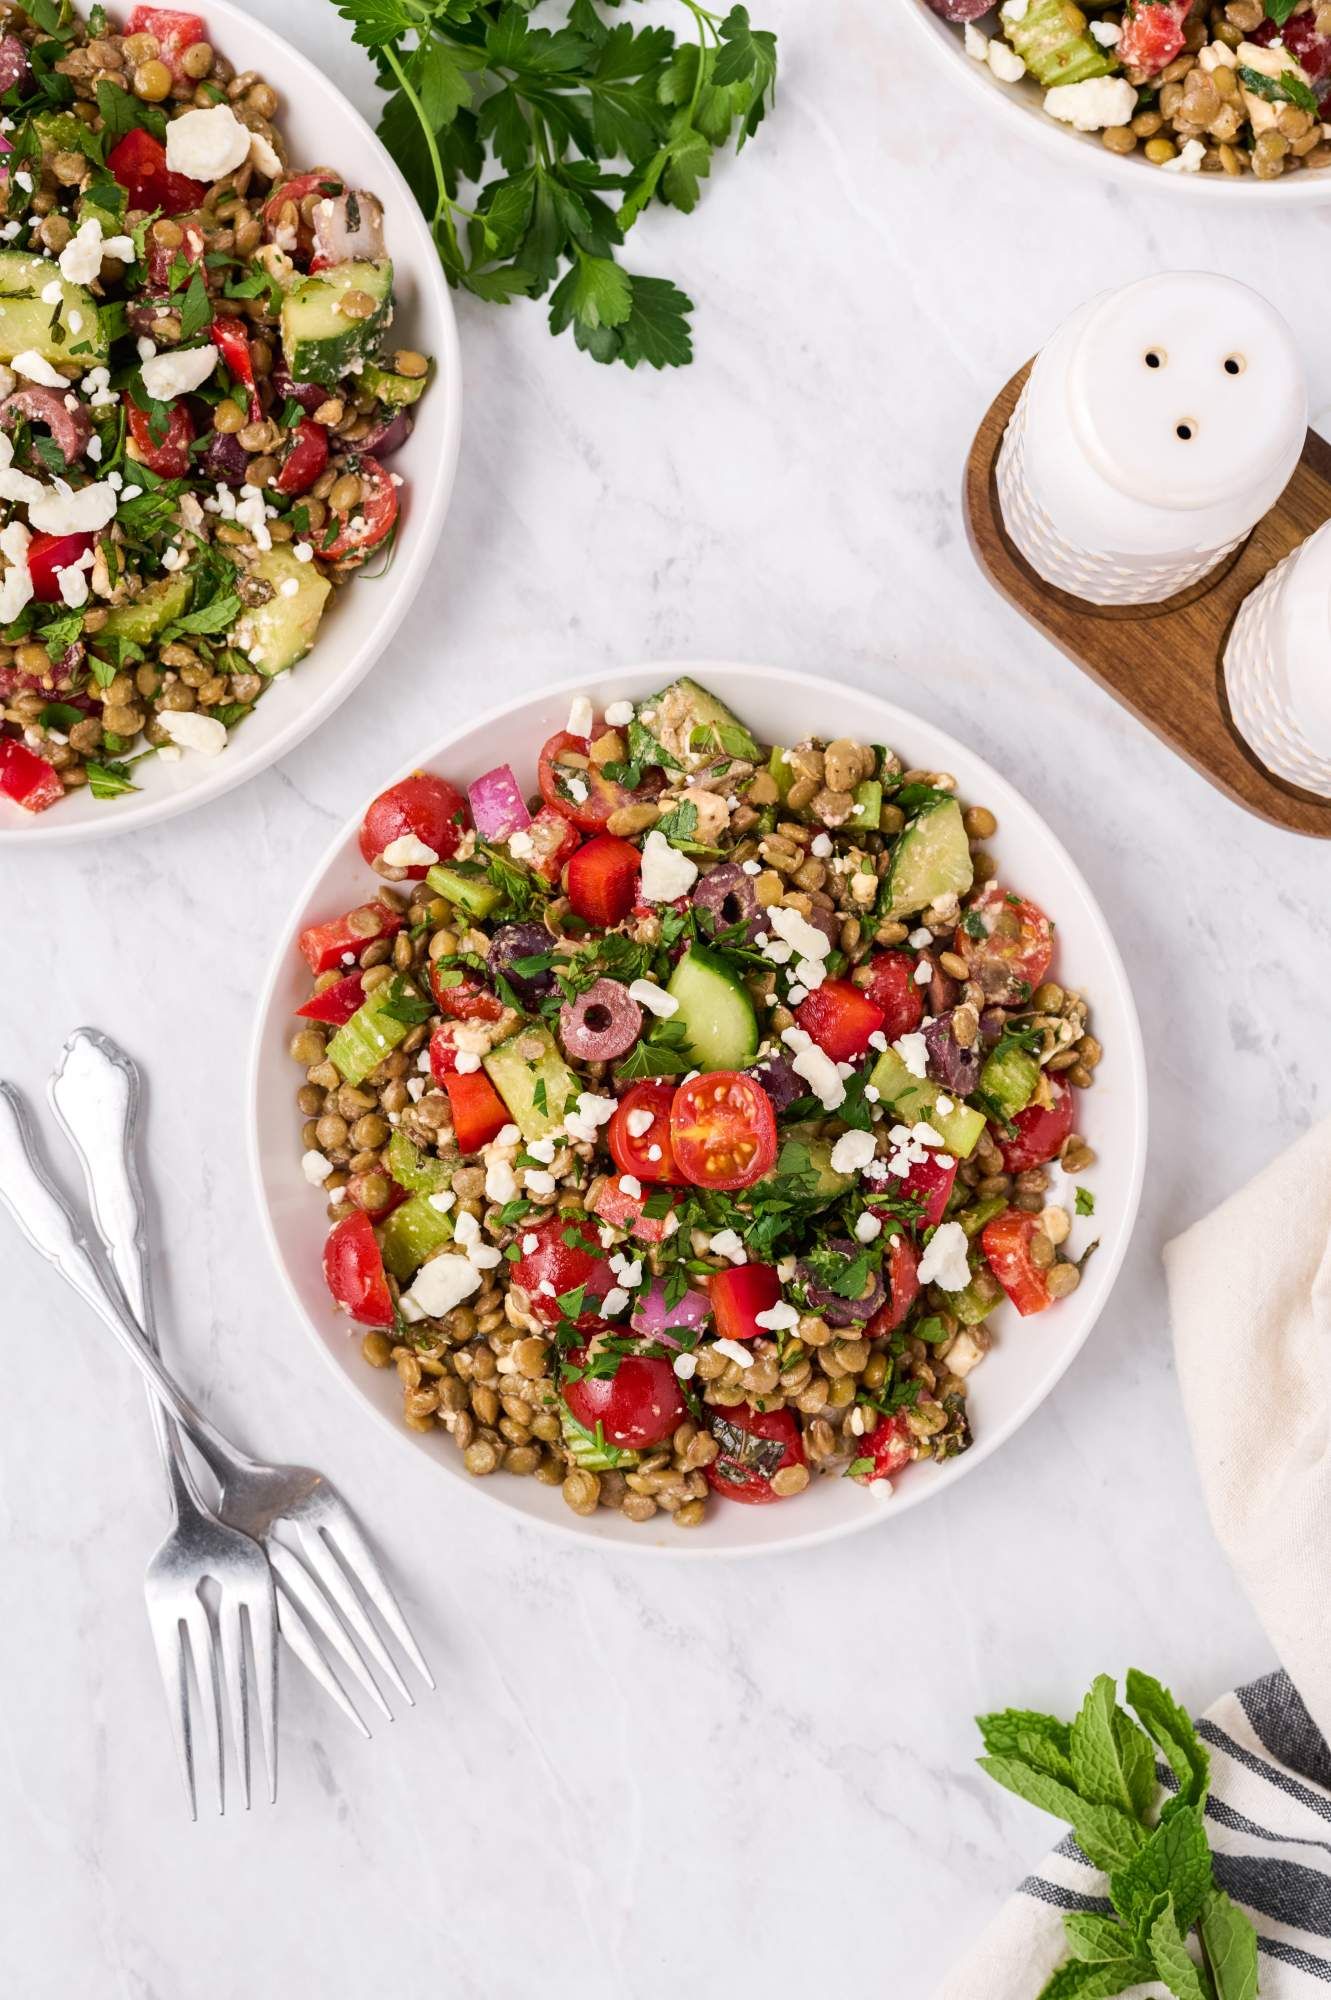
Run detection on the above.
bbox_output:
[322,1209,394,1328]
[706,1402,806,1505]
[108,128,206,215]
[27,532,94,604]
[210,315,262,422]
[298,901,403,975]
[999,1081,1076,1175]
[431,965,504,1022]
[866,1236,921,1338]
[443,1070,508,1154]
[273,419,329,497]
[0,737,63,811]
[126,6,205,78]
[526,804,581,883]
[889,1150,959,1231]
[345,1174,406,1223]
[586,1176,671,1244]
[128,397,194,478]
[511,1215,614,1329]
[295,969,364,1026]
[321,456,398,566]
[858,1413,914,1481]
[358,771,468,875]
[670,1071,778,1193]
[1118,0,1187,74]
[795,978,886,1063]
[145,216,204,291]
[562,1349,687,1450]
[982,1210,1053,1317]
[861,952,925,1041]
[607,1081,679,1185]
[955,884,1054,1004]
[536,729,659,835]
[710,1263,781,1344]
[427,1024,461,1086]
[566,834,641,928]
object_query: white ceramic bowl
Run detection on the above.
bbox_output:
[0,0,461,848]
[250,663,1148,1557]
[903,2,1331,203]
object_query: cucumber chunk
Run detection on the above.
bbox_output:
[425,860,503,920]
[867,1047,986,1159]
[979,1044,1040,1121]
[637,676,761,774]
[386,1128,453,1196]
[238,546,331,675]
[379,1193,454,1281]
[483,1025,579,1144]
[96,573,192,649]
[848,779,882,832]
[560,1407,639,1472]
[1003,0,1115,87]
[361,360,428,406]
[886,798,974,918]
[328,981,419,1086]
[772,1125,853,1203]
[666,944,758,1071]
[0,250,107,365]
[280,258,393,387]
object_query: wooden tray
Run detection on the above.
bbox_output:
[964,362,1331,839]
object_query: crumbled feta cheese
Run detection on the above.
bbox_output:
[789,1040,846,1112]
[917,1220,971,1292]
[39,279,62,306]
[1090,16,1120,44]
[526,1136,556,1164]
[454,1050,481,1075]
[767,904,832,963]
[867,1030,888,1054]
[524,1169,556,1195]
[81,366,116,409]
[1162,137,1206,173]
[249,129,282,179]
[830,1129,877,1176]
[673,1352,697,1380]
[708,1228,747,1263]
[155,710,227,757]
[86,435,103,463]
[57,558,90,609]
[165,103,252,181]
[485,1155,518,1204]
[964,20,989,57]
[427,1191,455,1214]
[406,1077,425,1103]
[161,542,188,571]
[627,978,678,1018]
[639,828,698,902]
[625,1108,655,1139]
[603,699,634,727]
[454,1210,480,1248]
[618,1174,643,1200]
[893,1032,929,1079]
[602,1286,630,1317]
[566,693,595,738]
[279,575,300,597]
[563,1091,618,1144]
[913,961,933,987]
[754,1298,800,1332]
[521,1233,539,1254]
[26,474,114,538]
[741,859,761,876]
[403,1252,483,1319]
[12,350,67,390]
[294,541,314,562]
[382,833,438,869]
[507,828,535,861]
[810,831,833,858]
[1043,75,1138,130]
[988,38,1026,81]
[140,343,219,401]
[565,775,588,804]
[301,1150,332,1185]
[854,1211,883,1244]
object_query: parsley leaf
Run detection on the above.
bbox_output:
[1075,1186,1096,1217]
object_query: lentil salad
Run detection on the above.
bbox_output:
[0,0,432,817]
[288,677,1103,1531]
[931,0,1331,181]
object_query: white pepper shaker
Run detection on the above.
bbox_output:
[996,273,1307,607]
[1224,520,1331,799]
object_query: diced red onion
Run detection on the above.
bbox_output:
[630,1278,712,1345]
[468,764,532,841]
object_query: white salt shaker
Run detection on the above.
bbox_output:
[1224,521,1331,799]
[996,273,1307,607]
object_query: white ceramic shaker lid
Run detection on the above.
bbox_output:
[1277,526,1331,756]
[1066,272,1307,521]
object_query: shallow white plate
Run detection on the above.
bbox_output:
[0,0,461,846]
[250,663,1148,1557]
[903,2,1331,204]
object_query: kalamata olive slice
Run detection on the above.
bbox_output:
[204,430,249,486]
[0,34,31,92]
[692,861,764,941]
[748,1054,805,1115]
[922,1012,982,1096]
[798,1237,888,1328]
[559,978,643,1063]
[271,365,326,412]
[357,408,413,457]
[0,387,92,462]
[926,0,995,21]
[488,921,555,1005]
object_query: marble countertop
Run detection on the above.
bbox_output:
[4,4,1329,1995]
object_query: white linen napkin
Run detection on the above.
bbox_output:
[937,1118,1331,1997]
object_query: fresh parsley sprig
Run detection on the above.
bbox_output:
[330,0,777,368]
[978,1670,1258,2000]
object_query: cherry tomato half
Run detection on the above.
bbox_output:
[981,1209,1053,1317]
[272,419,329,497]
[954,884,1054,1006]
[537,729,660,835]
[359,770,468,876]
[862,951,925,1041]
[865,1235,921,1338]
[710,1263,781,1344]
[878,1149,958,1232]
[562,1345,686,1450]
[670,1071,777,1192]
[566,833,641,928]
[295,968,365,1026]
[431,965,504,1023]
[108,127,206,215]
[511,1214,615,1330]
[0,736,63,812]
[795,978,886,1063]
[126,6,206,80]
[854,1413,914,1482]
[27,531,94,604]
[999,1079,1076,1175]
[322,1209,394,1328]
[706,1402,806,1505]
[128,395,194,479]
[320,455,398,567]
[607,1081,678,1185]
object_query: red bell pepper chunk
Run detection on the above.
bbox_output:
[27,531,94,605]
[854,1413,914,1483]
[427,1024,462,1086]
[298,901,403,975]
[526,804,582,883]
[999,1080,1076,1175]
[795,978,886,1062]
[981,1210,1053,1318]
[126,5,206,80]
[586,1174,672,1245]
[295,969,365,1026]
[862,951,925,1040]
[322,1209,394,1328]
[566,833,641,927]
[108,127,206,216]
[866,1235,921,1338]
[444,1070,509,1154]
[272,419,329,497]
[884,1149,959,1232]
[128,395,194,479]
[211,316,263,422]
[0,736,63,812]
[709,1263,782,1343]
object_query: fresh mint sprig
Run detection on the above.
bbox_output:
[330,0,777,368]
[977,1670,1259,2000]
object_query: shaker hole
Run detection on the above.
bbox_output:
[1144,349,1165,369]
[1224,355,1245,376]
[1175,421,1196,442]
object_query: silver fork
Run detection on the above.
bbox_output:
[0,1078,278,1817]
[0,1071,433,1751]
[48,1031,373,1798]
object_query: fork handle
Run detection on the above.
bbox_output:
[0,1081,247,1479]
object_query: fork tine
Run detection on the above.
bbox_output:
[247,1581,279,1804]
[292,1523,416,1707]
[147,1610,198,1821]
[179,1591,225,1816]
[216,1587,252,1811]
[268,1539,393,1724]
[312,1506,435,1690]
[274,1573,372,1740]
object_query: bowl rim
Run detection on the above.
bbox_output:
[247,659,1149,1559]
[901,1,1331,203]
[0,0,463,847]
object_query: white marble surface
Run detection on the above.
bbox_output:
[3,5,1330,1995]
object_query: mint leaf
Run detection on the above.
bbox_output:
[1199,1890,1259,2000]
[1148,1900,1212,2000]
[1110,1802,1214,1934]
[1062,1913,1136,1964]
[977,1708,1072,1769]
[1036,1960,1156,2000]
[976,1753,1085,1826]
[1265,0,1299,19]
[1075,1185,1095,1216]
[1071,1674,1155,1818]
[1070,1800,1148,1875]
[1126,1669,1210,1809]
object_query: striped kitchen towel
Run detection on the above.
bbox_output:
[937,1670,1331,1998]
